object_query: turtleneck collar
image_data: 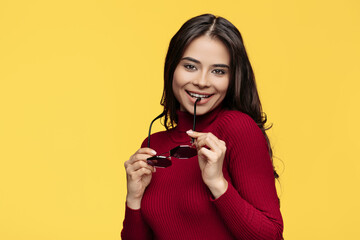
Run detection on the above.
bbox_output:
[175,104,223,132]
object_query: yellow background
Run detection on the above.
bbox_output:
[1,0,359,239]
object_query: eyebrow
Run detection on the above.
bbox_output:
[181,57,230,69]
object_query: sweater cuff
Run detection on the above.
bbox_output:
[209,183,248,226]
[122,202,153,239]
[124,202,143,224]
[210,181,239,204]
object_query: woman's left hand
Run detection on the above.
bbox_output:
[186,130,228,198]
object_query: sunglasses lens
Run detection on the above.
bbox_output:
[170,145,197,159]
[147,156,172,168]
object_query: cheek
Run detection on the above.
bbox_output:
[172,67,185,102]
[172,67,192,93]
[217,78,230,97]
[173,67,190,86]
[172,69,181,94]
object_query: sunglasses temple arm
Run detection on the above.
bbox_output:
[148,111,166,148]
[191,98,202,144]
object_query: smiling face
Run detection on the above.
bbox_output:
[172,35,230,115]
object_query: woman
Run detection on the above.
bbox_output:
[122,14,283,239]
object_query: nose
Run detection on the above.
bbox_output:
[192,71,210,88]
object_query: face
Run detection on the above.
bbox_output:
[172,35,230,115]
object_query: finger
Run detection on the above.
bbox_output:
[188,131,216,144]
[186,130,205,138]
[135,148,157,156]
[203,133,225,148]
[129,153,155,163]
[207,134,226,150]
[126,155,149,168]
[191,131,207,145]
[130,167,153,180]
[126,147,157,166]
[127,160,155,173]
[196,137,218,155]
[198,134,226,154]
[195,132,215,147]
[198,147,216,160]
[204,135,221,152]
[218,140,227,151]
[193,135,207,150]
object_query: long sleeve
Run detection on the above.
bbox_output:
[212,111,283,239]
[121,138,154,240]
[121,108,283,239]
[121,203,153,240]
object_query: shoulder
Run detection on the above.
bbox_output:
[217,109,261,134]
[216,109,267,147]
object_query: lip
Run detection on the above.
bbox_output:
[185,90,214,105]
[186,90,213,97]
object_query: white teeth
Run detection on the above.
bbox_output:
[188,91,211,98]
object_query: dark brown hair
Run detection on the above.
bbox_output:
[161,14,279,179]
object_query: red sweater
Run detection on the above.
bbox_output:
[121,106,283,239]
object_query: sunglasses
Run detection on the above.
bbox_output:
[146,98,201,168]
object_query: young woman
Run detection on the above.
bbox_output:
[122,14,283,240]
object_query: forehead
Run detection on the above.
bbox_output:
[182,35,230,65]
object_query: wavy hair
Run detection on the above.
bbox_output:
[161,14,279,179]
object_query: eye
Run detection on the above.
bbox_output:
[212,69,226,75]
[184,64,197,71]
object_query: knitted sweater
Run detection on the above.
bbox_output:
[121,106,283,240]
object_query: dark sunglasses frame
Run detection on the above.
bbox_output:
[146,98,201,168]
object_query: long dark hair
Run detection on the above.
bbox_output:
[161,14,279,179]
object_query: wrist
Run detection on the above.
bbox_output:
[126,195,142,210]
[206,177,228,199]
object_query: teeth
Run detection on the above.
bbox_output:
[188,91,211,98]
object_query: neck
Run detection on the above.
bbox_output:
[175,104,223,132]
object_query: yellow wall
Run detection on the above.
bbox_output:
[1,0,359,239]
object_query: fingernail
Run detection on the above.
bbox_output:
[151,150,157,155]
[153,168,156,173]
[186,130,193,134]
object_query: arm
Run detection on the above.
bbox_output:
[121,203,153,240]
[212,113,283,239]
[121,144,155,240]
[188,113,283,239]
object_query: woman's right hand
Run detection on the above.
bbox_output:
[124,148,156,209]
